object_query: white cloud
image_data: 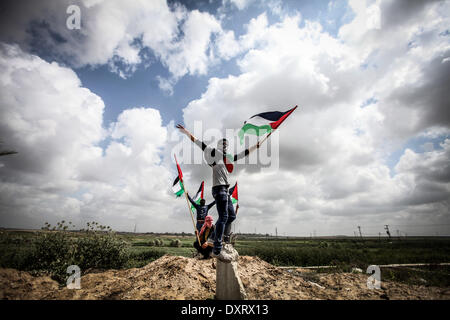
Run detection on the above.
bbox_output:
[163,9,222,79]
[179,0,450,235]
[1,0,449,235]
[156,76,175,96]
[223,0,254,11]
[0,0,228,86]
[215,30,242,60]
[0,44,189,232]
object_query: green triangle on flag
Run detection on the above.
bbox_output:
[172,176,184,197]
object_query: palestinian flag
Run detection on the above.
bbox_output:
[174,154,183,181]
[229,182,238,204]
[172,154,185,197]
[172,176,184,197]
[191,181,205,213]
[238,106,298,144]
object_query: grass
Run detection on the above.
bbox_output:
[234,238,450,267]
[1,229,449,287]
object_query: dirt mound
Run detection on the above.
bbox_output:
[1,255,449,300]
[0,269,59,300]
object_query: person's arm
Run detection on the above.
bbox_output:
[207,200,216,211]
[232,141,260,162]
[177,124,223,167]
[187,193,195,205]
[177,124,218,166]
[176,124,208,151]
[187,192,201,212]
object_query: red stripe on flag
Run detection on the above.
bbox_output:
[200,181,204,200]
[269,105,297,129]
[231,182,238,201]
[174,154,183,182]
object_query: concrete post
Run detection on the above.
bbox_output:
[215,244,247,300]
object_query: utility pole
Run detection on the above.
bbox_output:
[384,225,391,239]
[354,231,357,238]
[358,226,362,238]
[378,232,381,240]
[275,227,278,238]
[134,223,136,233]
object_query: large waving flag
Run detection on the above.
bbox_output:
[172,155,185,197]
[190,181,205,213]
[238,106,298,144]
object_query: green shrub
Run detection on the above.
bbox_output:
[170,239,182,247]
[72,232,129,271]
[1,221,129,283]
[29,230,74,282]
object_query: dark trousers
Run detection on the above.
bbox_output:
[212,185,236,254]
[193,241,213,258]
[196,221,203,233]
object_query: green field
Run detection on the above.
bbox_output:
[1,229,449,286]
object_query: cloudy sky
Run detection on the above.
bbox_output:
[0,0,449,236]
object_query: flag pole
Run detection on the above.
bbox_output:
[174,154,201,244]
[184,188,201,245]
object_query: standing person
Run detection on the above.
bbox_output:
[187,192,216,233]
[176,124,260,262]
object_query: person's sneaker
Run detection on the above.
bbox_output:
[223,235,231,244]
[211,250,232,263]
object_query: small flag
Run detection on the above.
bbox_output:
[172,176,184,197]
[238,106,298,144]
[229,182,238,204]
[174,154,183,182]
[191,181,205,213]
[173,154,185,197]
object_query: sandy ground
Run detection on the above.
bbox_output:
[1,255,449,300]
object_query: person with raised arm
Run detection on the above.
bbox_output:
[176,124,260,262]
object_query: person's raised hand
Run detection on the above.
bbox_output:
[176,124,189,135]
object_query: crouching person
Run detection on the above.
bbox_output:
[193,215,215,259]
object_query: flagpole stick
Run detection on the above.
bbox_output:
[184,189,201,245]
[258,130,272,146]
[174,153,201,244]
